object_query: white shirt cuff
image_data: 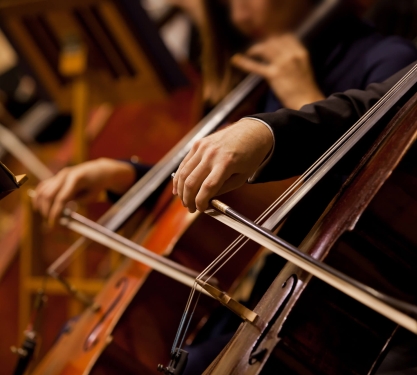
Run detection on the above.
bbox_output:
[241,117,275,183]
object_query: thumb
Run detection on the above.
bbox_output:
[231,54,270,77]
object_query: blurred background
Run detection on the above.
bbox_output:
[0,0,416,374]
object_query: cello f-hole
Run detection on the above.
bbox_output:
[84,277,129,351]
[249,274,297,365]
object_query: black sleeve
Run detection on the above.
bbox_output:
[107,160,152,202]
[251,64,414,182]
[126,161,153,182]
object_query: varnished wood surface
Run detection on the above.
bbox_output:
[203,92,417,375]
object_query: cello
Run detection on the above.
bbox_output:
[27,0,346,373]
[163,63,417,374]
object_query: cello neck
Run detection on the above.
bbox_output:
[93,0,343,233]
[47,0,344,276]
[262,62,417,232]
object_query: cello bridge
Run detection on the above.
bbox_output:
[196,279,259,324]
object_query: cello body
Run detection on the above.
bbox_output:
[28,2,353,372]
[203,90,417,373]
[30,175,294,374]
[26,53,294,373]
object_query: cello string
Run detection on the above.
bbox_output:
[195,63,415,281]
[172,64,417,352]
[176,285,204,352]
[256,64,417,216]
[172,282,199,352]
[250,64,417,224]
[173,65,417,351]
[199,63,417,276]
[173,233,254,349]
[173,239,249,349]
[171,237,251,351]
[195,64,417,292]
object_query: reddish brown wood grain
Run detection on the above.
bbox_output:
[204,93,417,375]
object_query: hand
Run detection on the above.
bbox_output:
[172,119,273,213]
[32,158,136,226]
[231,34,325,110]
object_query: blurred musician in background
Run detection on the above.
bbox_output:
[366,0,417,41]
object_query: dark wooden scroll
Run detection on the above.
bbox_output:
[0,161,26,200]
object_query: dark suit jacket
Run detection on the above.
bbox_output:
[251,62,417,375]
[251,63,416,182]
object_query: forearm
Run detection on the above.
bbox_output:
[249,65,410,182]
[99,158,137,195]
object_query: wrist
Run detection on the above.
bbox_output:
[282,88,325,110]
[98,158,136,194]
[238,118,274,156]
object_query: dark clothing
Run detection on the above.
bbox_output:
[182,63,417,375]
[124,17,417,186]
[182,62,417,375]
[263,16,417,113]
[253,63,417,375]
[119,16,417,375]
[253,63,413,182]
[183,57,417,375]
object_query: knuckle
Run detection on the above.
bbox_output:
[203,179,216,190]
[205,149,215,159]
[200,139,212,151]
[59,167,71,175]
[66,176,78,188]
[178,170,189,181]
[205,146,218,159]
[291,48,307,62]
[71,169,85,181]
[223,152,235,165]
[184,178,195,190]
[192,140,201,151]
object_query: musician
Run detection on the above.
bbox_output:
[173,62,417,375]
[32,0,417,226]
[172,66,409,212]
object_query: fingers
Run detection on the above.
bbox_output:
[32,170,68,221]
[176,151,203,203]
[231,53,270,77]
[195,166,231,212]
[173,143,198,195]
[32,159,136,227]
[32,168,87,226]
[244,38,286,62]
[182,162,212,213]
[173,147,233,212]
[47,176,81,226]
[245,42,272,60]
[232,34,307,77]
[172,119,273,212]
